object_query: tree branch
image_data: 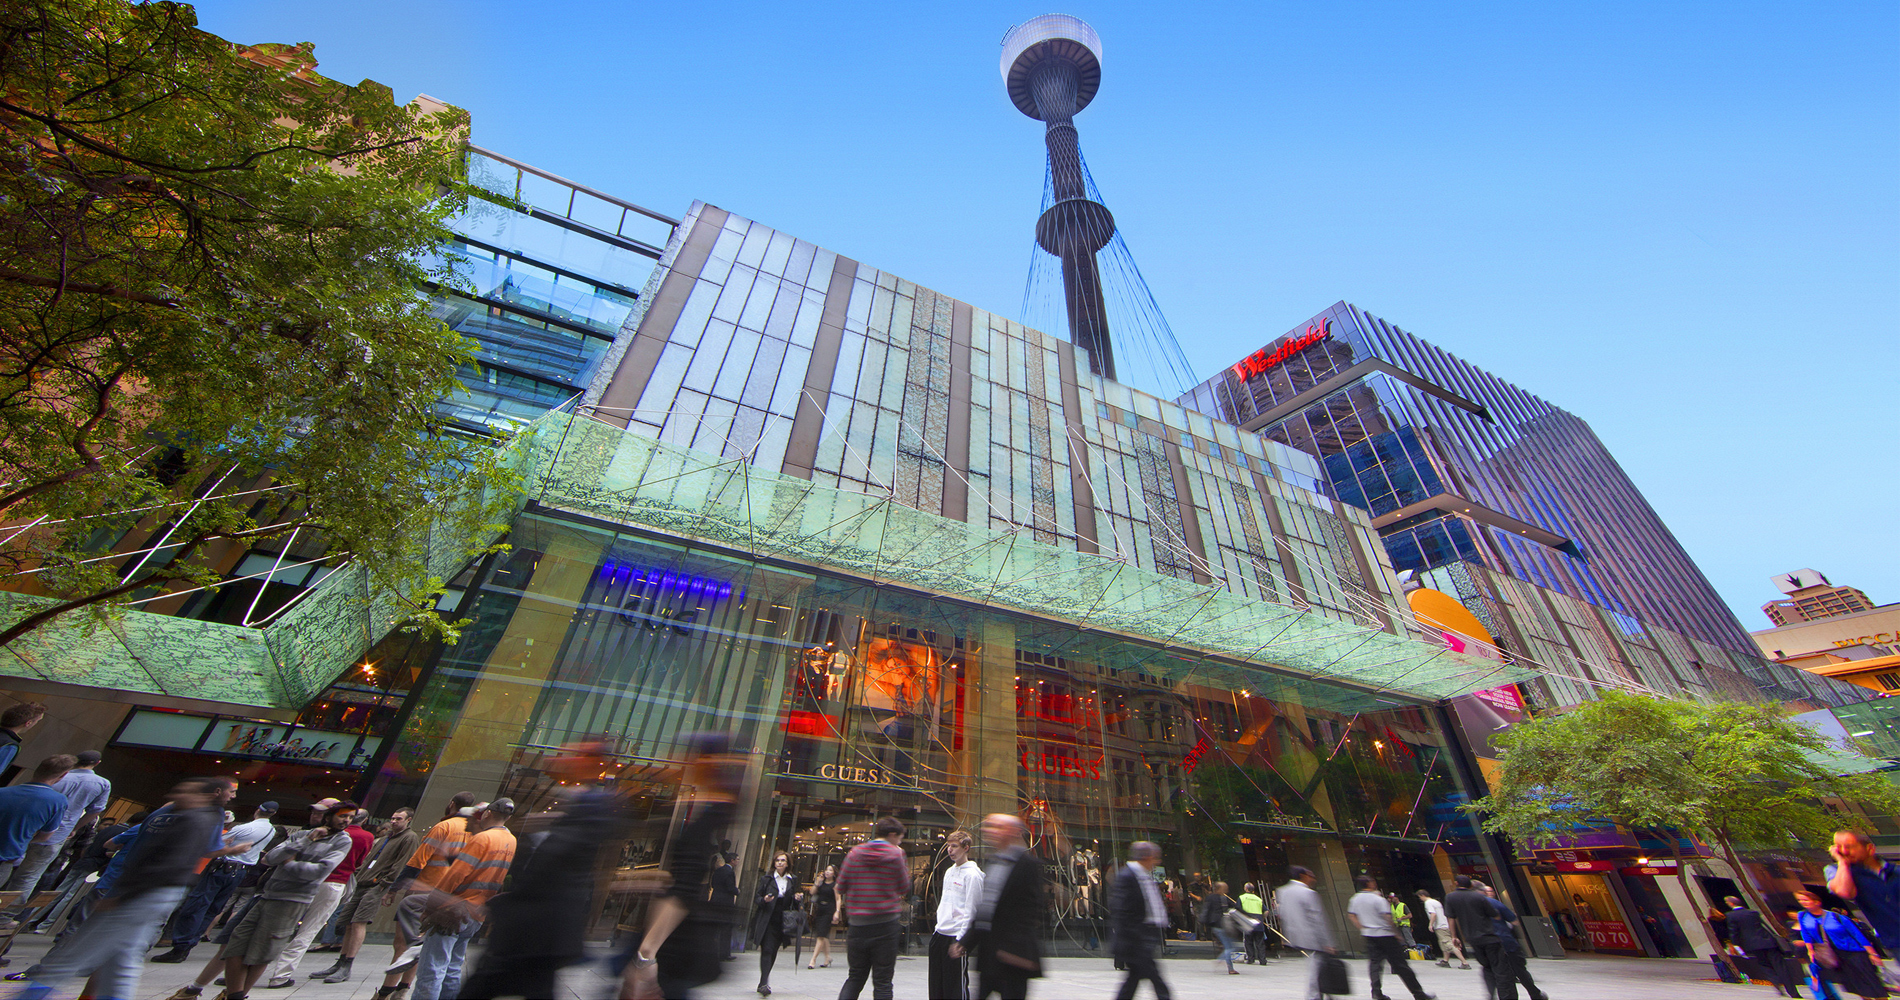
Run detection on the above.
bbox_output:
[0,265,179,308]
[0,567,186,647]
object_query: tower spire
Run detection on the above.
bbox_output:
[1002,15,1116,380]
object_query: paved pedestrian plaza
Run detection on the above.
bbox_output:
[0,935,1778,1000]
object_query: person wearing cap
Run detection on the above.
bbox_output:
[0,750,110,923]
[255,802,372,988]
[378,798,517,1000]
[311,807,419,984]
[216,800,356,999]
[152,801,280,964]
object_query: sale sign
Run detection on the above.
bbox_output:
[1584,919,1641,953]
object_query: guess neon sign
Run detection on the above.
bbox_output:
[1232,319,1331,381]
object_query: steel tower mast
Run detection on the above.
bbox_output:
[1001,15,1117,380]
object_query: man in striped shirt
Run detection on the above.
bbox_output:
[835,816,910,1000]
[377,798,516,1000]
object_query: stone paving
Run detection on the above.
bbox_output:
[0,935,1791,1000]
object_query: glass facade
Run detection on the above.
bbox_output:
[368,509,1492,951]
[1180,303,1865,710]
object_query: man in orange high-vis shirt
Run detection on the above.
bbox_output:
[376,799,516,1000]
[372,791,475,993]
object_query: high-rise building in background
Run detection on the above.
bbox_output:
[1179,302,1859,712]
[1761,568,1879,626]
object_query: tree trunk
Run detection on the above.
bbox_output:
[1716,831,1790,945]
[1660,833,1739,973]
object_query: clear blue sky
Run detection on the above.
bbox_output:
[189,0,1898,629]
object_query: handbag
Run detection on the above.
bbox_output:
[1222,909,1256,938]
[1317,952,1350,995]
[1812,935,1841,970]
[782,907,807,937]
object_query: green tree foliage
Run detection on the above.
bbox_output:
[0,0,513,644]
[1470,691,1900,940]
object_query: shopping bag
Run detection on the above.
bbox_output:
[1317,952,1350,996]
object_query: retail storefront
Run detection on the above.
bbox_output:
[360,509,1497,951]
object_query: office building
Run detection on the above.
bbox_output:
[1762,568,1880,626]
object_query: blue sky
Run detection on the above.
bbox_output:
[189,0,1898,628]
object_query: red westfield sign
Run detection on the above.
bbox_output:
[1232,319,1332,381]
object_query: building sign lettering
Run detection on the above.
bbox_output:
[812,763,915,788]
[1182,736,1213,773]
[1835,633,1898,648]
[113,709,377,769]
[1019,744,1103,781]
[1232,320,1331,381]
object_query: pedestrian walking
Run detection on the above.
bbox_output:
[459,786,614,1000]
[835,816,909,1000]
[308,806,419,983]
[1444,875,1512,1000]
[152,800,277,964]
[806,864,836,969]
[0,703,46,775]
[1277,866,1336,1000]
[1346,876,1434,1000]
[621,733,743,1000]
[752,850,805,995]
[1724,895,1802,999]
[0,755,74,893]
[958,814,1043,1000]
[1479,883,1545,1000]
[1109,841,1171,1000]
[1795,889,1890,1000]
[378,798,516,1000]
[930,830,982,999]
[0,750,108,923]
[1416,890,1469,969]
[216,799,354,999]
[1829,830,1900,954]
[712,853,741,962]
[1200,881,1241,974]
[1237,883,1266,964]
[257,803,371,987]
[14,778,222,1000]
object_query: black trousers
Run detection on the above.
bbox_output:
[928,932,968,1000]
[1113,937,1172,1000]
[1474,940,1518,1000]
[974,957,1030,1000]
[1366,935,1426,999]
[1744,946,1803,999]
[839,919,899,1000]
[456,955,558,1000]
[758,926,785,987]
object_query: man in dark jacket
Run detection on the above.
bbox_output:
[1725,896,1801,998]
[958,814,1042,1000]
[1109,842,1170,1000]
[18,779,221,1000]
[711,851,740,959]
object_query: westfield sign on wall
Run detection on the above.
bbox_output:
[1232,319,1332,381]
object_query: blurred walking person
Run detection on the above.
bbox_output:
[621,732,744,1000]
[1480,883,1543,1000]
[152,800,277,964]
[1276,866,1335,1000]
[309,806,418,983]
[1346,875,1434,1000]
[835,816,908,1000]
[1200,881,1241,974]
[1109,842,1171,1000]
[930,831,982,999]
[1416,890,1468,969]
[1725,895,1802,998]
[1795,888,1889,1000]
[957,814,1042,1000]
[16,779,221,1000]
[1445,875,1512,1000]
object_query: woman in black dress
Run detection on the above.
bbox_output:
[621,733,742,1000]
[752,851,803,995]
[806,864,837,969]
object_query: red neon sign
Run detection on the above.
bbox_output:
[1232,319,1332,381]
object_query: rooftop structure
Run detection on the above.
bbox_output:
[1762,569,1879,626]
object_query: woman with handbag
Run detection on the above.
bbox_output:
[807,865,837,969]
[1200,881,1242,974]
[1795,889,1889,999]
[752,852,804,996]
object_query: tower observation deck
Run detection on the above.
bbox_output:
[1002,15,1118,380]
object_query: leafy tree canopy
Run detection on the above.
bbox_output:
[0,0,512,644]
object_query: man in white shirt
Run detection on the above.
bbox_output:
[1346,876,1433,1000]
[931,830,983,1000]
[1109,842,1171,1000]
[1415,889,1469,969]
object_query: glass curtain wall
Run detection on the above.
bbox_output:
[367,511,1487,952]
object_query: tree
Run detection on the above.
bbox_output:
[1469,690,1900,954]
[0,0,513,646]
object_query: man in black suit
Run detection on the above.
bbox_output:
[1109,842,1171,1000]
[956,814,1043,1000]
[1724,895,1800,998]
[711,852,740,960]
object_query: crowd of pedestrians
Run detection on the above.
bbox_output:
[6,716,1900,1000]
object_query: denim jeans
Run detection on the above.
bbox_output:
[1212,928,1238,970]
[411,915,481,1000]
[20,884,185,1000]
[166,866,243,950]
